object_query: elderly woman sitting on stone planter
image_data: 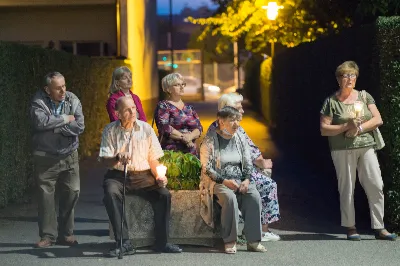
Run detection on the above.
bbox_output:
[208,93,281,242]
[200,106,267,254]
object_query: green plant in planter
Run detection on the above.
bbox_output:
[159,150,201,190]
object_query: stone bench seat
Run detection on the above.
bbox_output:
[110,190,223,247]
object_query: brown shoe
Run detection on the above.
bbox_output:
[57,235,78,246]
[35,238,54,248]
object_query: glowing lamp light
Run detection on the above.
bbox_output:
[207,85,221,92]
[262,2,284,20]
[156,164,167,178]
[354,101,363,118]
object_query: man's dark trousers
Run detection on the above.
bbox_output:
[103,169,171,249]
[34,150,80,241]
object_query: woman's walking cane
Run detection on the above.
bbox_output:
[118,162,128,259]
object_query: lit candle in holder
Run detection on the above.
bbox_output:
[354,101,363,118]
[156,164,167,178]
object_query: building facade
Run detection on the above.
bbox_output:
[0,0,159,110]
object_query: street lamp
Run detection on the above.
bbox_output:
[169,0,174,72]
[262,2,283,58]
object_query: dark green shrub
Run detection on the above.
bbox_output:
[374,17,400,229]
[259,57,272,124]
[159,150,201,190]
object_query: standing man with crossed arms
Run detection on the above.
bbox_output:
[30,72,85,248]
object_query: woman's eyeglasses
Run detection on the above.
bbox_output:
[172,83,186,88]
[341,74,357,79]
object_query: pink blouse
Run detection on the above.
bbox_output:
[106,90,147,122]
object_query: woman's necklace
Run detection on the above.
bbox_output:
[168,99,183,108]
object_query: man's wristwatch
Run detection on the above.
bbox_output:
[358,125,363,133]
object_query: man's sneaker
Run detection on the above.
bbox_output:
[34,238,55,248]
[106,241,136,258]
[261,231,281,242]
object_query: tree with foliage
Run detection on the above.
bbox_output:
[184,3,234,63]
[304,0,400,26]
[187,27,234,63]
[210,0,232,13]
[192,0,400,53]
[354,0,400,24]
[189,0,351,53]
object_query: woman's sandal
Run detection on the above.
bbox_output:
[374,229,397,241]
[247,242,268,252]
[224,242,237,254]
[347,228,361,241]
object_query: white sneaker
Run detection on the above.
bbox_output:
[261,231,281,242]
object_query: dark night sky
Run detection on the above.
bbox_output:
[157,0,217,14]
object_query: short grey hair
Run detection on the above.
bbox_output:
[161,73,184,93]
[218,92,244,110]
[109,66,132,94]
[335,61,359,77]
[217,106,241,120]
[44,72,64,86]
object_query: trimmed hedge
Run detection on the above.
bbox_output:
[375,17,400,228]
[259,57,272,125]
[258,16,400,229]
[0,42,130,208]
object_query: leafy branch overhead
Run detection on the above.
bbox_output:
[188,0,351,53]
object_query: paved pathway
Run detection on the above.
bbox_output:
[0,101,399,266]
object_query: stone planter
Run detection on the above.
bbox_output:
[110,190,221,247]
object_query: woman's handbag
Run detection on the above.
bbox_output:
[360,90,385,150]
[372,128,385,150]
